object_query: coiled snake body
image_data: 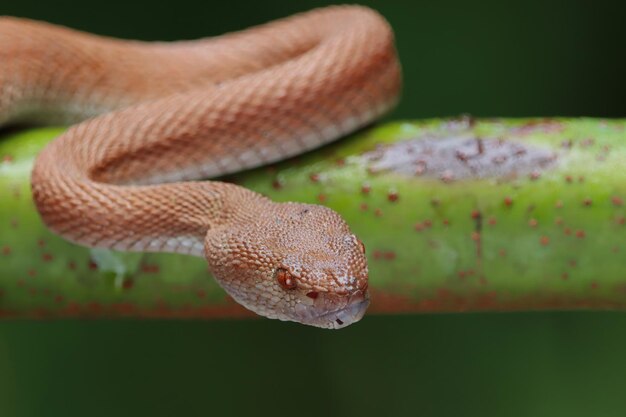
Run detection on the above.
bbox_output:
[0,6,402,328]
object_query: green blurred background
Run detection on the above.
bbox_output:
[1,0,626,416]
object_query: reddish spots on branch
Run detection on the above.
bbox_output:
[87,302,103,314]
[317,194,327,203]
[1,246,11,256]
[141,264,160,274]
[504,196,513,207]
[540,236,550,246]
[555,217,563,226]
[359,203,368,211]
[37,239,46,247]
[575,230,586,239]
[387,189,399,202]
[309,173,320,183]
[561,273,569,281]
[582,198,593,207]
[122,279,134,290]
[372,250,396,261]
[612,196,624,207]
[555,200,564,208]
[271,178,283,189]
[374,208,383,217]
[487,217,497,226]
[196,289,206,299]
[113,303,137,316]
[361,182,371,194]
[591,282,599,290]
[565,175,573,183]
[528,219,538,228]
[383,251,396,261]
[88,260,98,270]
[42,253,53,262]
[414,220,433,232]
[2,155,13,164]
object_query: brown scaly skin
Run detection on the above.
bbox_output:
[0,6,401,327]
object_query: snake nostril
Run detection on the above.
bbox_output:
[306,291,319,299]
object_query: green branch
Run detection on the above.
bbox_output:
[1,118,625,319]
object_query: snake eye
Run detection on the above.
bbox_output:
[275,268,297,290]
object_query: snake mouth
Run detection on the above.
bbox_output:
[296,290,370,329]
[319,297,370,329]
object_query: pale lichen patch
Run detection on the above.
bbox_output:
[363,132,558,181]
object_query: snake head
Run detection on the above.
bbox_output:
[204,202,369,329]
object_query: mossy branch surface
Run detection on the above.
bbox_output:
[1,118,625,319]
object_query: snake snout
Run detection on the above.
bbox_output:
[295,288,370,329]
[332,297,370,329]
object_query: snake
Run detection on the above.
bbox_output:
[0,5,402,328]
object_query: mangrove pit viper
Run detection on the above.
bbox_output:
[0,5,402,328]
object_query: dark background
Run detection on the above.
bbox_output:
[1,1,626,416]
